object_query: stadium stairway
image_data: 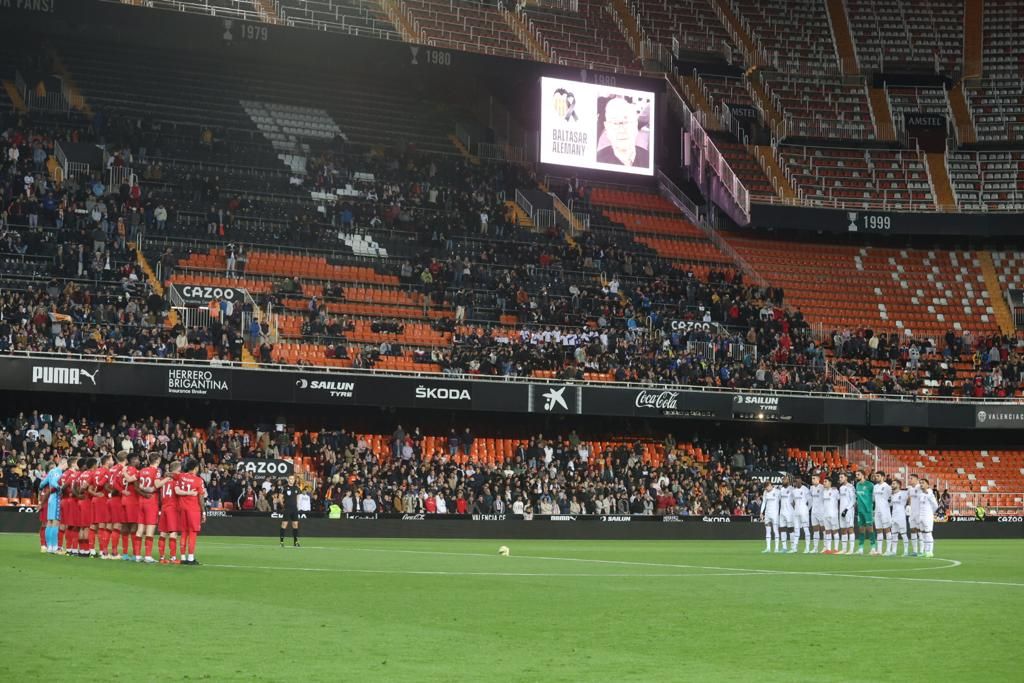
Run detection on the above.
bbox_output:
[963,0,984,80]
[608,0,644,61]
[506,200,535,230]
[867,87,897,141]
[754,145,797,200]
[500,7,550,63]
[708,0,762,67]
[1,79,26,113]
[824,0,858,75]
[978,252,1016,335]
[925,153,957,211]
[678,75,724,132]
[948,84,977,144]
[377,0,418,43]
[49,48,91,116]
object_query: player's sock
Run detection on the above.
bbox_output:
[170,538,178,559]
[778,530,787,550]
[87,528,95,553]
[923,532,934,555]
[132,535,142,558]
[144,537,154,558]
[910,532,918,554]
[158,537,166,559]
[110,529,120,555]
[280,527,285,543]
[187,553,195,562]
[122,532,130,555]
[99,529,110,555]
[58,528,65,549]
[188,535,197,555]
[292,528,299,545]
[764,526,772,550]
[40,528,46,548]
[802,528,810,552]
[44,526,55,551]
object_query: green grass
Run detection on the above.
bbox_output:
[3,534,1023,682]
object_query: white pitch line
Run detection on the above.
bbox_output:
[204,563,769,579]
[197,542,1024,587]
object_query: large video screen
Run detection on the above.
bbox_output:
[540,76,655,176]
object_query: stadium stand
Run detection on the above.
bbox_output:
[523,0,637,71]
[947,150,1024,212]
[965,0,1024,144]
[630,0,740,57]
[401,0,530,60]
[778,146,935,209]
[845,0,963,74]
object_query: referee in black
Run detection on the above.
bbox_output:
[278,474,301,547]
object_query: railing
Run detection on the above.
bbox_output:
[655,169,699,223]
[109,166,136,190]
[454,122,471,153]
[514,189,535,222]
[948,492,1024,517]
[15,69,69,113]
[477,142,529,164]
[689,115,751,223]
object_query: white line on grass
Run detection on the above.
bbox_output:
[204,563,770,579]
[199,542,1024,587]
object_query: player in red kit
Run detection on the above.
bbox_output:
[57,459,80,555]
[90,455,113,559]
[174,459,207,565]
[157,461,182,564]
[76,458,96,557]
[107,452,126,559]
[120,453,142,561]
[135,453,162,563]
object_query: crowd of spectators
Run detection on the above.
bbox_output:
[831,328,1024,398]
[0,410,841,518]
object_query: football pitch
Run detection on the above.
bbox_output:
[3,534,1022,681]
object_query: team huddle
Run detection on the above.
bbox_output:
[38,452,208,565]
[759,471,939,557]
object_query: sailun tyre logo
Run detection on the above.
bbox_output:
[32,366,98,386]
[415,386,470,401]
[296,378,354,398]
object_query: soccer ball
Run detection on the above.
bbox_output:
[498,545,510,557]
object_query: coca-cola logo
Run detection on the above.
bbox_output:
[634,390,679,410]
[402,513,425,520]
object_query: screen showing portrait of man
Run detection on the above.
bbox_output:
[596,95,649,168]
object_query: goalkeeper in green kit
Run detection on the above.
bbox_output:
[854,470,875,554]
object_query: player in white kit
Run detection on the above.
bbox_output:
[759,482,781,553]
[778,476,794,553]
[888,479,909,556]
[821,477,840,553]
[791,477,811,553]
[871,472,892,556]
[808,473,826,553]
[837,473,856,554]
[907,473,922,557]
[917,478,938,557]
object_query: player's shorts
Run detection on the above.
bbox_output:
[779,511,793,527]
[811,509,826,527]
[91,497,109,524]
[158,506,180,534]
[179,507,202,533]
[855,509,873,527]
[139,497,159,526]
[840,508,854,528]
[825,513,840,531]
[908,513,921,529]
[79,497,94,526]
[794,510,809,528]
[281,510,300,522]
[874,508,892,528]
[891,516,907,534]
[46,494,61,522]
[764,514,778,527]
[122,497,140,525]
[919,517,934,533]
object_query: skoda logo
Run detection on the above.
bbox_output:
[296,379,309,388]
[977,410,987,423]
